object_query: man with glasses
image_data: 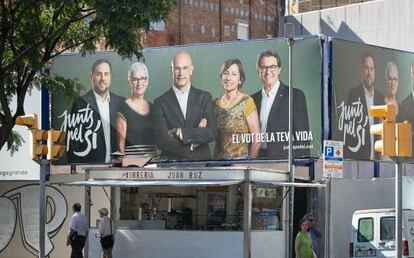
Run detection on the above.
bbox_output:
[67,59,125,163]
[345,53,384,160]
[251,50,309,159]
[153,51,216,160]
[303,213,322,256]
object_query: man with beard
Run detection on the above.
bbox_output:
[67,59,125,163]
[345,53,385,160]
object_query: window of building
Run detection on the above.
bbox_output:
[224,25,230,37]
[190,23,195,33]
[201,24,205,34]
[150,21,165,32]
[212,27,216,37]
[237,22,248,40]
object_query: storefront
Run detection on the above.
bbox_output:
[66,166,324,258]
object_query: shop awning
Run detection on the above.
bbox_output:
[64,179,243,187]
[252,181,326,188]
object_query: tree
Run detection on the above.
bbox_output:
[0,0,174,153]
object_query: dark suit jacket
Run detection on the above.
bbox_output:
[251,82,310,159]
[397,92,414,161]
[152,86,216,160]
[66,90,125,163]
[344,84,385,160]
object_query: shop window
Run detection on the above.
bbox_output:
[252,186,283,230]
[207,193,227,226]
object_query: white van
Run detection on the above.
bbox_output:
[350,208,414,258]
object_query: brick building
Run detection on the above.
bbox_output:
[144,0,280,47]
[287,0,373,14]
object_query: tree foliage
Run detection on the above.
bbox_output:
[0,0,174,154]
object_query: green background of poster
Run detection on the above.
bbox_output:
[331,38,414,161]
[51,37,323,163]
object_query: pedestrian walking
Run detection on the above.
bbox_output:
[67,203,88,258]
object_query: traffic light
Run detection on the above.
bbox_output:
[47,129,66,160]
[15,113,48,159]
[395,121,412,157]
[368,103,396,156]
[368,103,413,158]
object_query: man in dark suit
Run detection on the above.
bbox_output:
[251,50,309,160]
[66,59,125,163]
[152,51,216,160]
[344,53,385,160]
[397,61,414,161]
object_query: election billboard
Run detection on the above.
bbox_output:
[51,36,323,164]
[331,38,414,162]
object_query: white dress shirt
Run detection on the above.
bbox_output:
[364,85,375,160]
[172,84,191,120]
[260,81,280,149]
[69,212,89,236]
[94,91,111,163]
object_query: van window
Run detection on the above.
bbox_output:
[380,216,395,241]
[358,217,374,242]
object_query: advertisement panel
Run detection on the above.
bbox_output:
[331,38,414,162]
[51,37,322,164]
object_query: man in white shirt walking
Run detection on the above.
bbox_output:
[67,203,88,258]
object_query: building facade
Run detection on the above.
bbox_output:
[144,0,280,47]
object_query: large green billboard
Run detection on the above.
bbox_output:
[331,38,414,162]
[51,37,322,164]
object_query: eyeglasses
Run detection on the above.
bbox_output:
[131,77,148,83]
[259,65,279,72]
[387,77,399,82]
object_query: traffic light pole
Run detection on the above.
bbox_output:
[39,159,48,258]
[393,158,403,258]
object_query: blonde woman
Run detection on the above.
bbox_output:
[214,58,261,159]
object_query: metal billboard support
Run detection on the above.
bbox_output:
[285,22,295,258]
[39,159,48,258]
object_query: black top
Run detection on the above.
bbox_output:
[118,102,155,146]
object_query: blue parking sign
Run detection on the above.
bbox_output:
[325,146,334,157]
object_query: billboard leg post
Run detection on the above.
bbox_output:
[39,159,49,258]
[394,159,403,258]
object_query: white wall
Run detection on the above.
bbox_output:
[285,0,414,53]
[87,229,285,258]
[328,176,414,258]
[0,88,42,180]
